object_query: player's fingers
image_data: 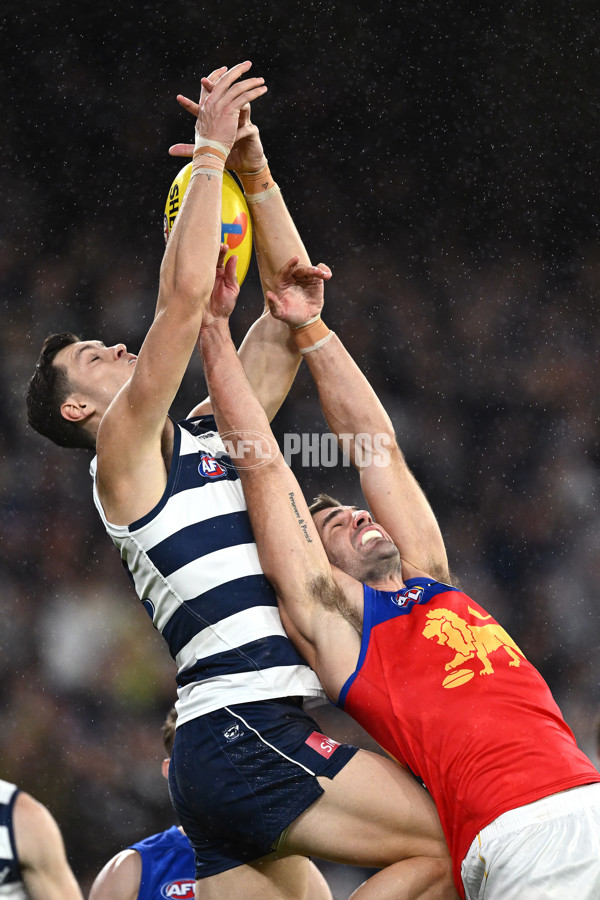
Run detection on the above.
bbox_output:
[265,291,283,317]
[216,243,229,267]
[238,103,251,127]
[295,264,327,277]
[315,263,333,280]
[199,78,217,96]
[208,60,253,98]
[168,143,195,158]
[177,94,199,116]
[223,254,238,285]
[280,256,300,277]
[200,67,228,103]
[206,66,227,84]
[218,78,267,112]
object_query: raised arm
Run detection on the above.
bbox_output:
[267,261,450,583]
[13,792,83,900]
[196,269,363,700]
[95,64,267,523]
[171,71,309,421]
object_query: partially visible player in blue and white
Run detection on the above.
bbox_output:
[0,778,83,900]
[88,708,332,900]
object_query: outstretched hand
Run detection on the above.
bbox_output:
[170,66,266,172]
[200,244,240,331]
[195,62,266,152]
[266,256,332,327]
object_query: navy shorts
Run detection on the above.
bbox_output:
[168,697,358,878]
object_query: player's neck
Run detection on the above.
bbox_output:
[363,560,405,592]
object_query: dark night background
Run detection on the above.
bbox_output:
[1,1,599,895]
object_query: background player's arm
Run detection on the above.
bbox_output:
[88,849,141,900]
[267,262,450,582]
[198,284,362,698]
[173,72,308,423]
[13,792,83,900]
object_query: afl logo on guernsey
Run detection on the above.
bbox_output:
[161,879,195,898]
[392,586,424,607]
[198,455,227,479]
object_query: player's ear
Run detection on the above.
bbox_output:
[61,396,94,423]
[161,757,170,780]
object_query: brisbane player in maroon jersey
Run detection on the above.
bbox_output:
[199,253,600,900]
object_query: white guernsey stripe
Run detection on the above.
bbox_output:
[176,606,287,671]
[0,887,27,899]
[124,541,263,633]
[128,479,247,548]
[166,543,262,604]
[179,427,225,458]
[0,785,14,805]
[0,827,12,861]
[175,665,324,724]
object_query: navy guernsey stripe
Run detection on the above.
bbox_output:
[185,414,218,433]
[160,575,277,658]
[176,635,307,686]
[0,781,22,885]
[147,511,253,577]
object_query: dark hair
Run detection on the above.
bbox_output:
[308,492,343,517]
[26,332,95,449]
[161,707,177,755]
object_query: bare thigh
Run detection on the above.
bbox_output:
[196,854,331,900]
[282,748,448,868]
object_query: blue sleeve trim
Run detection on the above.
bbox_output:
[337,582,372,710]
[7,788,22,881]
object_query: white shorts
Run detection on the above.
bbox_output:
[461,782,600,899]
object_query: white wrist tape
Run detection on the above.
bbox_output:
[193,134,230,159]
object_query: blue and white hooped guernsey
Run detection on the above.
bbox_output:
[91,416,325,727]
[0,779,26,900]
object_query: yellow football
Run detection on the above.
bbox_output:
[163,163,253,284]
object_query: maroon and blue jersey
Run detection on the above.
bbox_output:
[338,578,600,896]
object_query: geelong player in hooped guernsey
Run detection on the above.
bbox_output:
[338,577,600,893]
[0,778,83,899]
[91,415,324,725]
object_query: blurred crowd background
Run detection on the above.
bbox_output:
[1,1,599,896]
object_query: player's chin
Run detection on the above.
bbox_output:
[369,542,401,566]
[360,536,394,555]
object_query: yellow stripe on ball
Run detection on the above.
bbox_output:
[163,163,253,285]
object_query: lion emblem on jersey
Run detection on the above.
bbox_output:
[422,607,525,677]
